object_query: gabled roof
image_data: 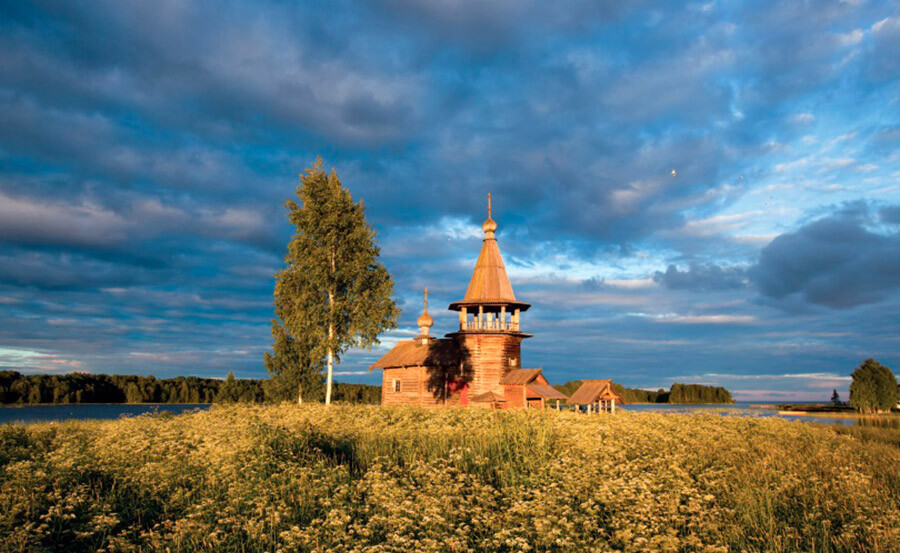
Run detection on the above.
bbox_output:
[499,368,543,385]
[471,391,507,403]
[526,383,568,400]
[369,339,460,370]
[568,380,624,404]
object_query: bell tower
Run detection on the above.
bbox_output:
[448,194,531,398]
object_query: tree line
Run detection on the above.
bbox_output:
[0,370,380,405]
[553,381,734,404]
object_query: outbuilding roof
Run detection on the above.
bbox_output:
[499,368,543,385]
[471,391,507,403]
[526,383,568,400]
[369,338,460,370]
[567,379,624,404]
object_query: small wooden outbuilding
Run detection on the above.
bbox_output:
[568,379,624,413]
[499,368,568,409]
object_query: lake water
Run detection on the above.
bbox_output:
[618,401,874,427]
[0,403,212,425]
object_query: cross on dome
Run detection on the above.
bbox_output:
[417,287,434,335]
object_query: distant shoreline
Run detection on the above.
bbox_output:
[752,403,899,417]
[0,402,212,408]
[777,411,900,418]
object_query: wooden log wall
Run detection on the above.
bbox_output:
[456,333,523,397]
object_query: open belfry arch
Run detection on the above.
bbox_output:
[370,195,567,408]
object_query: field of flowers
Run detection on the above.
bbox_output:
[1,405,898,552]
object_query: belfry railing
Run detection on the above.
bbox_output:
[460,320,520,332]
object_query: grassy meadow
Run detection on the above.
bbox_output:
[1,405,899,553]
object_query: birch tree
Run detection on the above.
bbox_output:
[273,159,398,405]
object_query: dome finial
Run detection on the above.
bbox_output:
[417,287,433,337]
[482,192,497,237]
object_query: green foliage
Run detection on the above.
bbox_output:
[554,380,733,404]
[263,321,324,403]
[667,383,733,404]
[0,371,261,405]
[1,405,898,552]
[273,159,399,403]
[849,358,899,413]
[331,382,381,404]
[216,372,239,403]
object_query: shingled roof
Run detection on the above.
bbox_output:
[526,383,568,400]
[471,391,507,403]
[369,339,460,370]
[567,380,624,404]
[499,368,543,385]
[449,197,529,311]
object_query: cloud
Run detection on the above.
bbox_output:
[791,112,816,124]
[654,314,756,325]
[0,0,898,398]
[0,191,128,250]
[867,16,900,79]
[654,264,749,292]
[752,204,900,309]
[679,372,852,381]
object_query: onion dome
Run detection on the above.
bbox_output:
[482,193,498,237]
[417,288,433,336]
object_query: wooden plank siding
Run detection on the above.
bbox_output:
[457,333,523,398]
[381,365,472,407]
[503,384,526,408]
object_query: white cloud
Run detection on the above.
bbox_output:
[791,112,815,124]
[674,372,852,381]
[655,314,756,324]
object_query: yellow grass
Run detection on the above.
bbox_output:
[1,405,899,552]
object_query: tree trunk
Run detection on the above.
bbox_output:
[325,294,334,405]
[325,250,335,406]
[297,381,303,405]
[325,345,333,405]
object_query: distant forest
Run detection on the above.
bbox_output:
[554,381,733,404]
[0,371,731,406]
[0,371,380,405]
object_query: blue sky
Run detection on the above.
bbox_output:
[1,0,899,400]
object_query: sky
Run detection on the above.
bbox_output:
[1,0,899,401]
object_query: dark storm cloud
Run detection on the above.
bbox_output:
[654,263,748,292]
[752,205,900,309]
[373,0,636,53]
[881,205,900,225]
